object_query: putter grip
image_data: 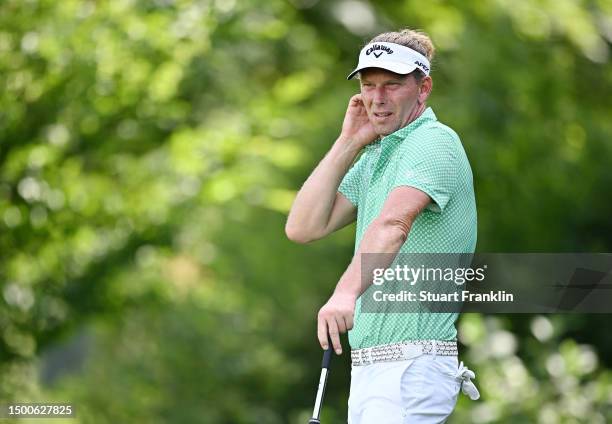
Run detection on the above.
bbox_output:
[322,345,333,369]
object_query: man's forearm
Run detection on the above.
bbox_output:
[286,137,361,239]
[334,219,408,298]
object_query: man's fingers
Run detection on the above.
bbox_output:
[317,294,355,355]
[349,94,364,107]
[317,314,329,350]
[344,314,354,331]
[336,315,347,334]
[327,318,342,355]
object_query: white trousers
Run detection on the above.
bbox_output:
[348,355,460,424]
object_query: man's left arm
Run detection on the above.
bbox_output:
[317,186,431,354]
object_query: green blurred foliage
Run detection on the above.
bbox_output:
[0,0,611,422]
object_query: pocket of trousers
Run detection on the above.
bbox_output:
[399,356,427,400]
[431,356,461,394]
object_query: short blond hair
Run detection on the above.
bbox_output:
[368,29,435,61]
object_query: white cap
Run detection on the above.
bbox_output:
[347,41,431,80]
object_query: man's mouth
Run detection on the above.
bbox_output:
[373,112,393,119]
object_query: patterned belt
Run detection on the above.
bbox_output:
[351,340,458,366]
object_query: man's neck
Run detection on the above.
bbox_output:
[405,102,427,126]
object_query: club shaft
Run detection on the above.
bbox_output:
[311,367,329,419]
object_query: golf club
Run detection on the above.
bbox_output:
[308,337,333,424]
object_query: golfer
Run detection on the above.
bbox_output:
[286,29,479,423]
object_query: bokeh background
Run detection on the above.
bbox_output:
[1,0,611,422]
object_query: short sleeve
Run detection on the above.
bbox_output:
[392,130,459,213]
[338,153,366,206]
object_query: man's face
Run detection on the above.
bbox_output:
[359,68,423,136]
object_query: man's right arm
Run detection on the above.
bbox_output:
[285,94,378,243]
[285,138,361,244]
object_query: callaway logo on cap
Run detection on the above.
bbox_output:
[347,41,431,80]
[366,44,394,58]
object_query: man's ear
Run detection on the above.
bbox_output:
[418,76,433,103]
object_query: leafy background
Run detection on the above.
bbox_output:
[1,0,611,422]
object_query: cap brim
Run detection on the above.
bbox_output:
[347,61,418,80]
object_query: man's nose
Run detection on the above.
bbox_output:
[373,86,386,104]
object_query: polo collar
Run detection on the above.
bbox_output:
[381,107,437,145]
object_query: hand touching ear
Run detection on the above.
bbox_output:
[339,94,378,149]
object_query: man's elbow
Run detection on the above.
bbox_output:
[372,216,411,246]
[285,223,319,244]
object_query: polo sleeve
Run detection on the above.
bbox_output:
[392,130,459,213]
[338,153,366,207]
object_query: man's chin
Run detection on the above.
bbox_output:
[374,124,399,137]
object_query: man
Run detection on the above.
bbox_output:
[286,29,479,423]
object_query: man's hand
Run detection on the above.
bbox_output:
[339,94,378,149]
[317,290,357,355]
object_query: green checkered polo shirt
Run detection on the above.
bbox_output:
[338,107,477,349]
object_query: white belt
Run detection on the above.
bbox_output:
[351,340,457,367]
